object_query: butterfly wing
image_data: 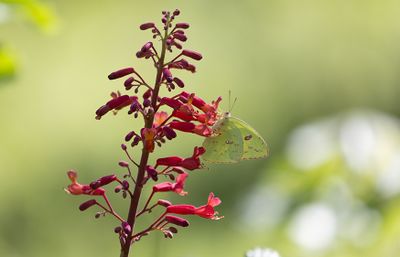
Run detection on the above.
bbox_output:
[229,117,270,160]
[202,117,244,163]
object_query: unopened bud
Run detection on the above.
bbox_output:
[157,199,172,207]
[176,23,190,29]
[79,199,97,211]
[114,226,122,233]
[165,215,190,227]
[121,144,127,151]
[122,222,131,234]
[140,22,155,30]
[119,161,129,167]
[125,131,135,141]
[108,67,135,80]
[182,50,202,61]
[162,68,173,83]
[173,77,184,88]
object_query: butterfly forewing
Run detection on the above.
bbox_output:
[202,117,244,163]
[230,117,270,160]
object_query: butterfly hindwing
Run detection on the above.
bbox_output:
[202,117,244,163]
[229,117,270,160]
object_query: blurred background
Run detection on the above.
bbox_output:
[1,0,400,257]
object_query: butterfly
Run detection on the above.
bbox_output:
[201,111,270,164]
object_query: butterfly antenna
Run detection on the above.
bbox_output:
[229,97,237,113]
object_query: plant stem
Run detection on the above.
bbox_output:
[120,23,169,257]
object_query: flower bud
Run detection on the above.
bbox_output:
[119,161,129,167]
[140,22,155,30]
[143,89,152,99]
[90,175,117,189]
[173,77,184,88]
[141,42,153,52]
[114,226,122,233]
[176,23,190,29]
[121,144,127,150]
[182,50,202,61]
[125,131,135,141]
[143,98,151,107]
[163,126,177,140]
[158,199,172,207]
[122,222,131,234]
[173,9,180,16]
[173,33,187,42]
[146,165,158,181]
[165,215,190,227]
[79,199,97,211]
[124,77,134,89]
[108,67,135,80]
[132,135,141,146]
[162,68,173,83]
[114,185,122,193]
[122,180,129,190]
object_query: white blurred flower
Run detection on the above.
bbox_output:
[245,247,280,257]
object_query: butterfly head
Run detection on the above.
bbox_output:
[224,112,231,118]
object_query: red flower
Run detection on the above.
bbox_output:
[166,192,223,220]
[156,146,205,170]
[169,121,212,137]
[65,170,105,196]
[153,173,188,196]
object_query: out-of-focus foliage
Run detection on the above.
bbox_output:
[1,1,400,257]
[0,0,56,80]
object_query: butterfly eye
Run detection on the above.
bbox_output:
[244,135,252,141]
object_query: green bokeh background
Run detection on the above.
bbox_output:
[1,1,400,257]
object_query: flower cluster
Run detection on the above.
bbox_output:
[65,9,227,257]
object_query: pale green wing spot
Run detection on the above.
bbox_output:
[202,117,244,163]
[229,117,269,160]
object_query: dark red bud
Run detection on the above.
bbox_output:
[173,9,180,16]
[182,50,202,61]
[140,22,155,30]
[124,77,134,89]
[173,33,187,42]
[108,68,135,80]
[122,222,131,234]
[122,180,129,190]
[132,136,141,146]
[158,199,172,207]
[175,30,185,34]
[91,175,117,189]
[163,126,177,140]
[121,144,127,150]
[143,89,152,99]
[165,215,189,227]
[114,226,122,233]
[125,131,135,141]
[143,98,151,107]
[162,68,173,83]
[79,199,97,211]
[119,161,129,167]
[146,165,158,181]
[176,23,190,29]
[173,77,184,88]
[114,185,122,193]
[141,42,153,53]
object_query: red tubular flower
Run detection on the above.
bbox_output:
[166,192,223,220]
[152,173,188,196]
[156,156,184,167]
[155,147,205,171]
[65,170,105,196]
[194,192,223,220]
[180,147,205,170]
[169,121,212,137]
